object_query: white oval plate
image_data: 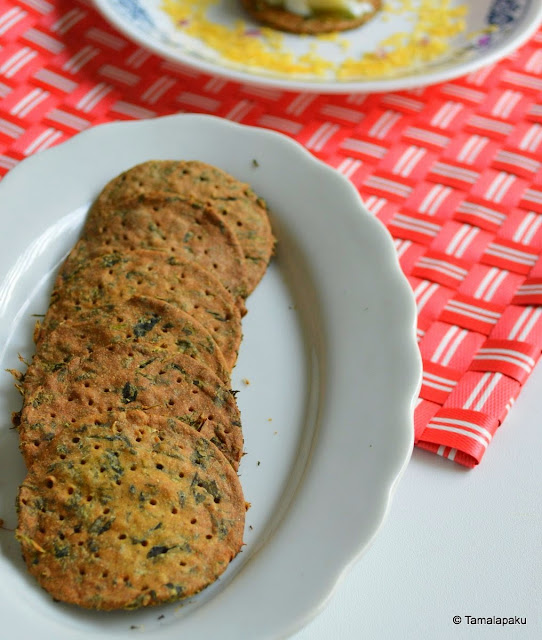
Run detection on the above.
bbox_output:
[92,0,542,93]
[0,114,420,639]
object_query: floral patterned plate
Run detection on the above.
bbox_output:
[93,0,542,92]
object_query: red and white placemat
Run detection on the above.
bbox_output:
[1,0,542,468]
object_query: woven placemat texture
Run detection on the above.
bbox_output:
[1,0,542,467]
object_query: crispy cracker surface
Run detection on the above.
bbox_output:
[66,194,248,306]
[14,159,278,612]
[16,413,245,609]
[34,296,230,384]
[94,160,274,293]
[20,344,244,470]
[41,250,242,370]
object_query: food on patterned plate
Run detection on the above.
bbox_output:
[240,0,382,34]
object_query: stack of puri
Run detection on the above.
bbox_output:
[13,160,274,610]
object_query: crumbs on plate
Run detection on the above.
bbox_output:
[160,0,469,79]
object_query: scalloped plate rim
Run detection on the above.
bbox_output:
[0,114,421,639]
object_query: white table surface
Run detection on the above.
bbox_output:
[291,358,542,640]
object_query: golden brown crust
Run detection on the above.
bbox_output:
[20,344,244,470]
[240,0,381,34]
[94,160,275,293]
[16,413,245,610]
[40,250,242,371]
[34,296,231,384]
[13,159,277,611]
[67,194,248,308]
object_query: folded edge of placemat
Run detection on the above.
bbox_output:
[0,0,541,468]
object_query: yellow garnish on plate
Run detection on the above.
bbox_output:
[160,0,468,80]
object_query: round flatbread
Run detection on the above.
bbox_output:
[66,194,248,306]
[16,412,245,610]
[34,296,230,385]
[20,344,244,470]
[40,250,242,370]
[240,0,381,34]
[92,160,274,293]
